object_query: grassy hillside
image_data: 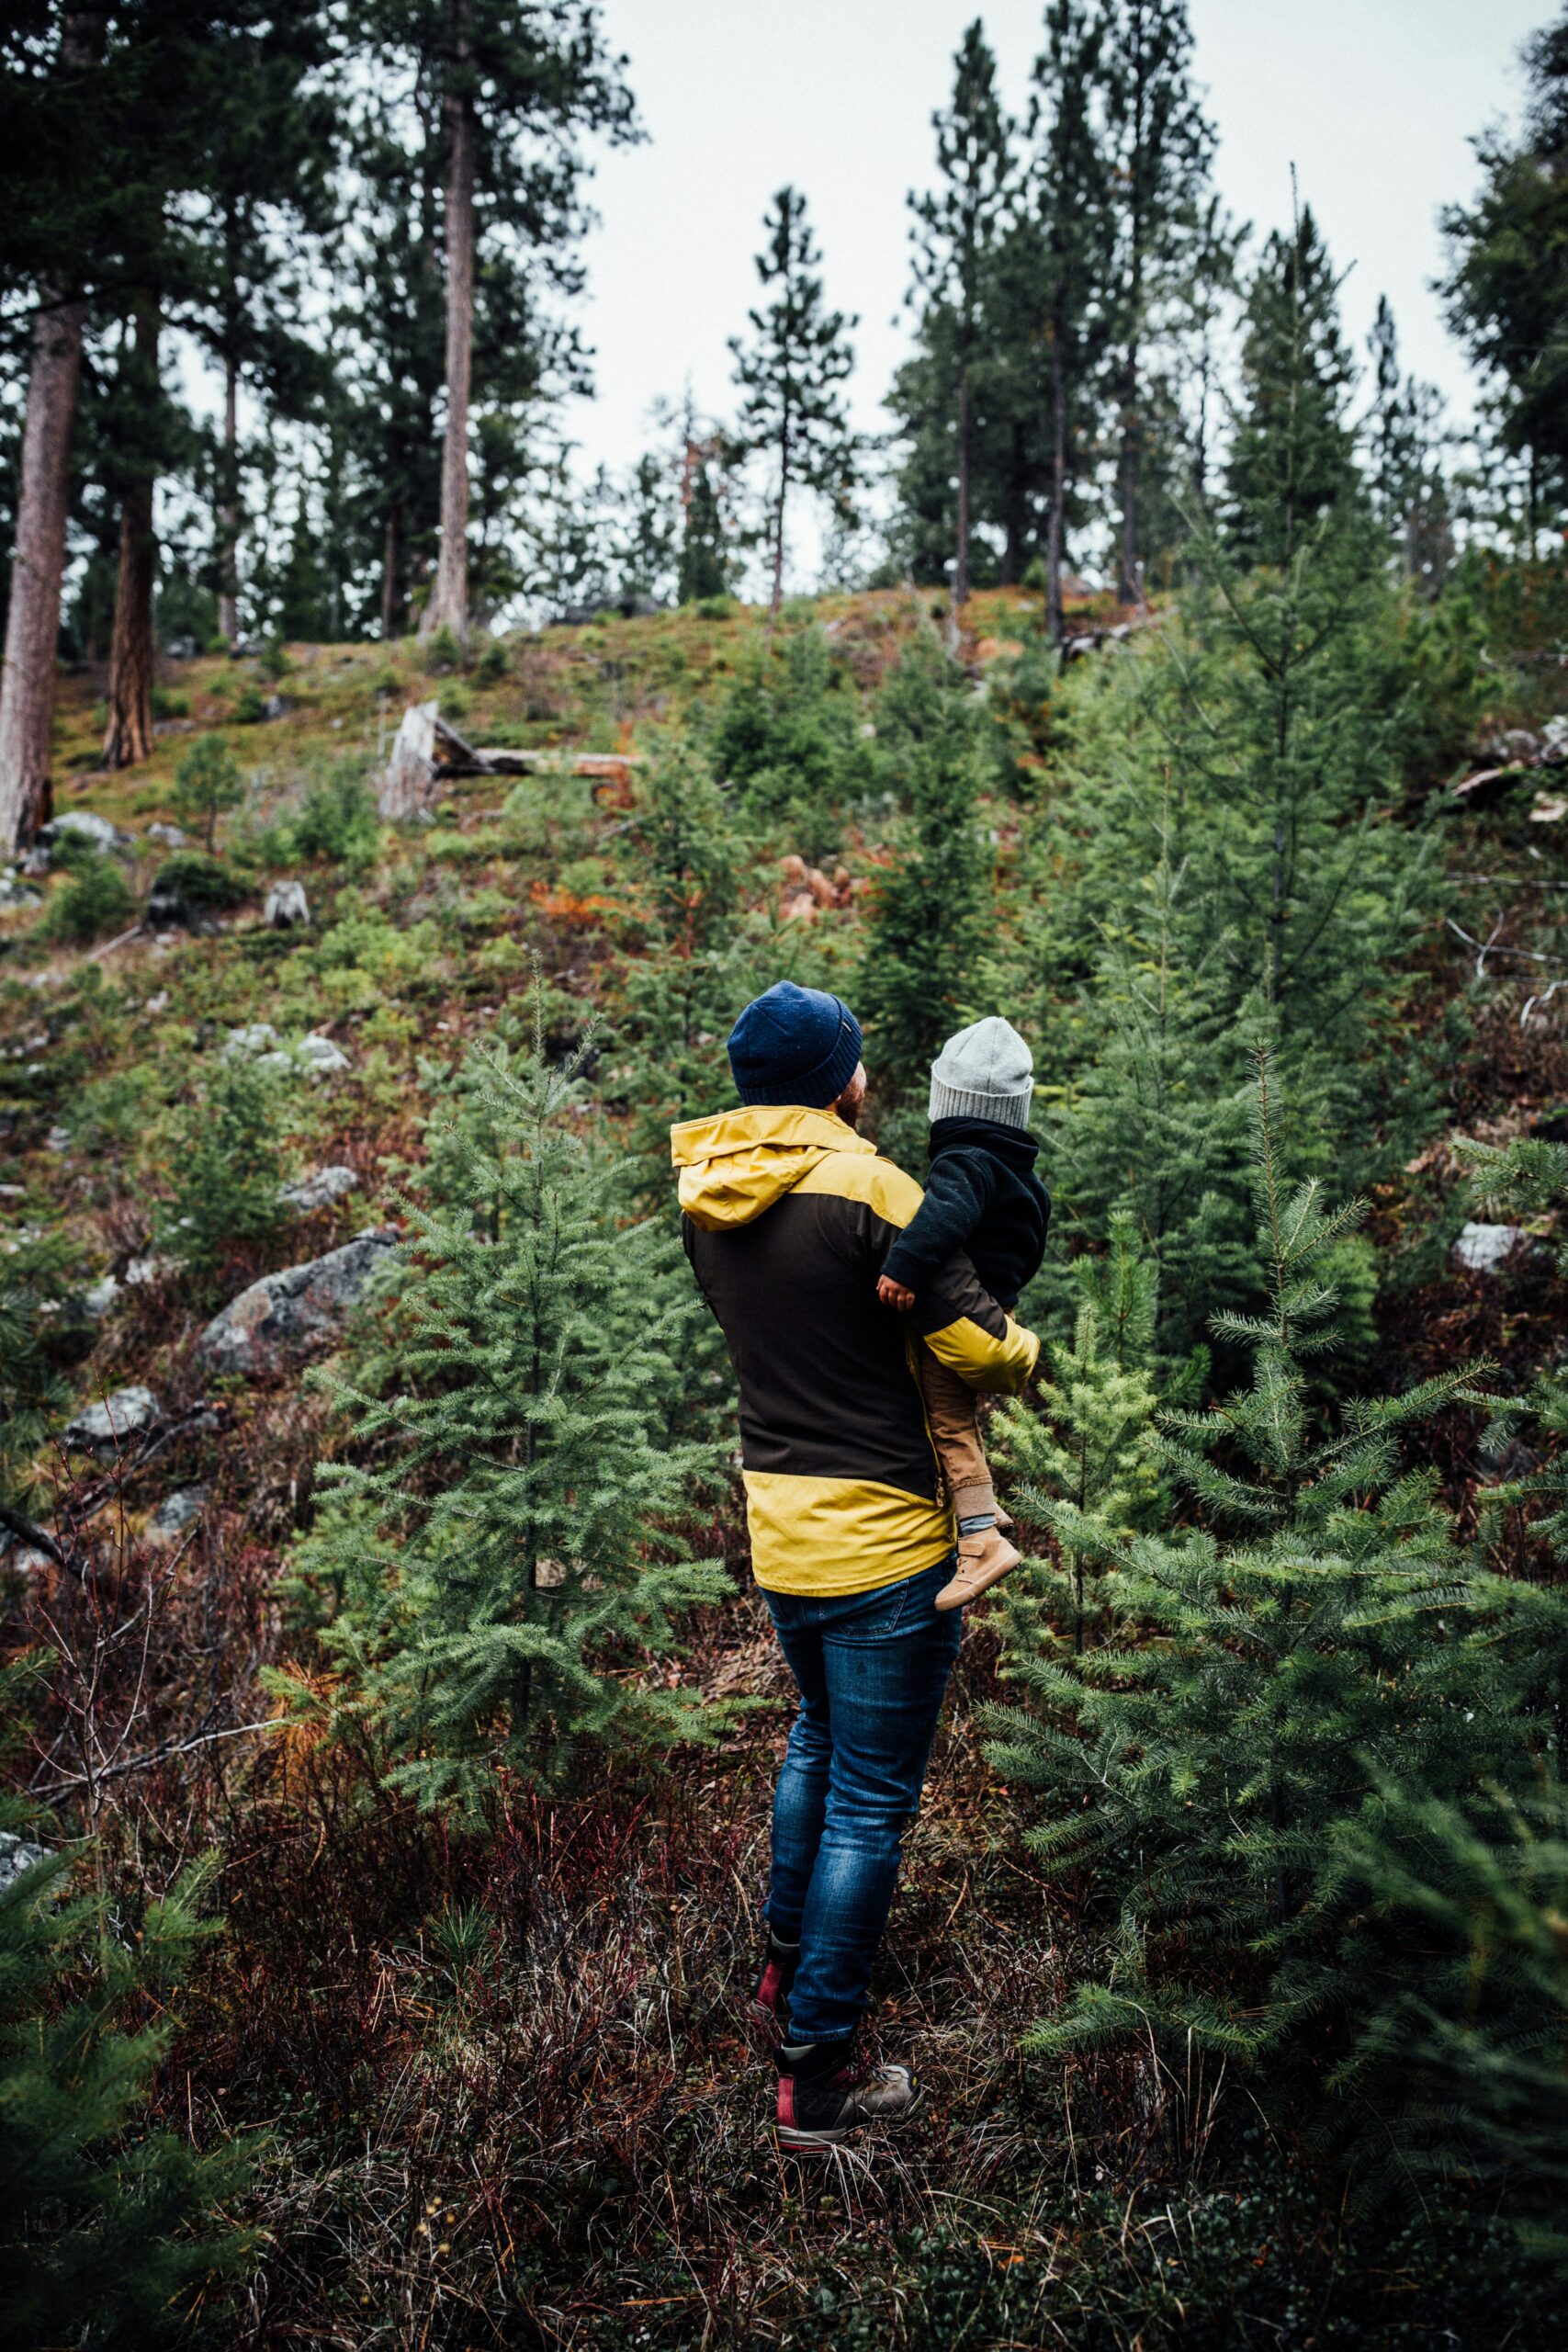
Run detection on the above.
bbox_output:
[4,575,1567,2348]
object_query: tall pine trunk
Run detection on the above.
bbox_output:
[0,7,104,852]
[422,0,475,644]
[1116,332,1142,605]
[769,425,790,623]
[380,496,403,639]
[102,295,160,771]
[0,292,86,852]
[1045,322,1067,643]
[217,349,239,646]
[952,333,972,651]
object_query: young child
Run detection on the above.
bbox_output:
[876,1016,1050,1611]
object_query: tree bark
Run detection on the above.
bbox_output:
[1116,334,1142,605]
[768,424,790,624]
[0,292,86,852]
[421,1,476,644]
[952,356,971,653]
[0,8,105,852]
[217,349,239,645]
[1045,325,1066,644]
[102,296,160,770]
[380,495,403,639]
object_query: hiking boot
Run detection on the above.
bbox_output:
[747,1930,799,2042]
[935,1522,1021,1611]
[776,2043,924,2152]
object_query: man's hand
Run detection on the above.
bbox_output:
[876,1273,917,1312]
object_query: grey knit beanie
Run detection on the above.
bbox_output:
[929,1016,1033,1128]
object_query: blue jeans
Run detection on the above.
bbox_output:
[762,1555,963,2046]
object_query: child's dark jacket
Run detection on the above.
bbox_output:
[881,1116,1050,1312]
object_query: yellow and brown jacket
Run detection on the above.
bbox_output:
[672,1104,1040,1598]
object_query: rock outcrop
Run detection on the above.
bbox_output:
[62,1384,164,1457]
[195,1228,398,1374]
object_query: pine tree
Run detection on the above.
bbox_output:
[855,639,993,1152]
[1032,196,1435,1191]
[1333,1777,1568,2267]
[0,6,108,850]
[0,1848,254,2346]
[372,0,637,644]
[729,187,859,620]
[1038,797,1258,1365]
[984,1052,1482,2065]
[1226,202,1360,566]
[990,1210,1164,1655]
[1440,15,1568,499]
[678,458,728,603]
[297,1003,730,1811]
[908,20,1014,630]
[1100,0,1214,601]
[1364,295,1453,591]
[1026,0,1117,639]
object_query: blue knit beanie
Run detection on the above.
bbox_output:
[727,981,863,1109]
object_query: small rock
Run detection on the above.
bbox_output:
[275,1032,350,1079]
[196,1228,398,1374]
[144,991,169,1015]
[81,1274,121,1318]
[124,1253,174,1287]
[0,868,41,910]
[149,1487,208,1540]
[62,1384,164,1456]
[223,1021,279,1057]
[0,1830,51,1892]
[37,810,130,858]
[264,879,310,929]
[280,1164,359,1214]
[45,1125,70,1153]
[146,821,187,848]
[1453,1222,1536,1273]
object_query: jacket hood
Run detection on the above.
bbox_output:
[671,1103,876,1230]
[929,1114,1041,1172]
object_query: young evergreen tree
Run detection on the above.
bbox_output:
[1,1850,254,2347]
[1031,196,1434,1202]
[1333,1777,1568,2266]
[298,1007,729,1811]
[729,187,859,619]
[985,1054,1481,2065]
[678,459,728,603]
[1100,0,1214,601]
[855,639,992,1150]
[908,19,1014,629]
[1226,202,1360,565]
[1042,819,1258,1366]
[990,1209,1164,1655]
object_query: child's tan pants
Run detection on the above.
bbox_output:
[917,1344,996,1522]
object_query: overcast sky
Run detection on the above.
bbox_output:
[561,0,1545,573]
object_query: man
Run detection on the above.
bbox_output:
[671,980,1039,2153]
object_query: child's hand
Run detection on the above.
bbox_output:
[877,1273,917,1312]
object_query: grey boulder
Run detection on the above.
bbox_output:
[1453,1221,1537,1272]
[264,879,310,929]
[62,1384,164,1456]
[38,811,131,859]
[0,1831,51,1893]
[196,1228,398,1374]
[149,1487,208,1540]
[279,1164,359,1214]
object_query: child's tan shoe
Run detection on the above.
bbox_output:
[935,1524,1021,1611]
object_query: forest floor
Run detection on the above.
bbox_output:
[3,583,1566,2348]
